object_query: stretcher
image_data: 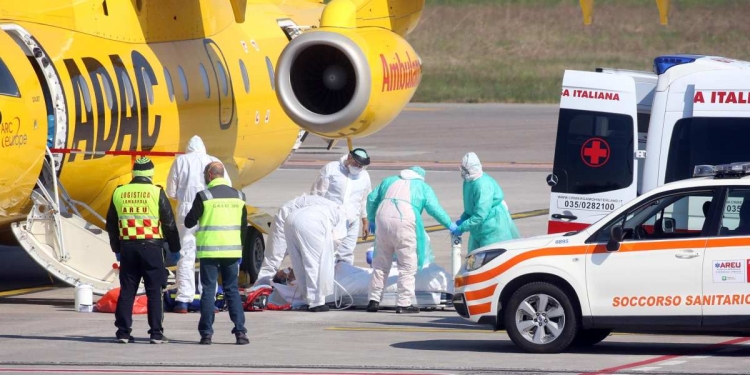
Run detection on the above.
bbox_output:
[271,262,455,310]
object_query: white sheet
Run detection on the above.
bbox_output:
[272,261,453,306]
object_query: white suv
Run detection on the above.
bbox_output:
[453,162,750,353]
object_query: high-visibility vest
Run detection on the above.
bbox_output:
[112,183,163,240]
[195,179,244,259]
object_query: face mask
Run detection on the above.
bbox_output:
[460,168,470,181]
[348,165,363,175]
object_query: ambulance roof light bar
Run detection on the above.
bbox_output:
[653,54,702,75]
[693,162,750,178]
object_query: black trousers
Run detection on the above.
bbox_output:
[114,241,167,338]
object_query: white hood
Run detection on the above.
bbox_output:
[186,135,207,154]
[399,169,424,180]
[461,152,484,181]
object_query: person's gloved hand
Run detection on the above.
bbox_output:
[455,218,465,226]
[368,222,376,235]
[366,250,373,266]
[169,251,180,264]
[115,253,121,262]
[450,226,463,237]
[449,222,458,233]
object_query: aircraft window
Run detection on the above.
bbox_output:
[200,63,210,98]
[141,68,154,105]
[120,70,134,108]
[0,58,19,97]
[265,56,275,91]
[216,62,228,97]
[99,72,113,110]
[178,65,189,101]
[163,67,174,103]
[78,75,92,113]
[239,59,250,93]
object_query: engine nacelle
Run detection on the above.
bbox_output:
[275,27,422,139]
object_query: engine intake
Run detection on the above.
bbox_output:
[276,27,421,139]
[276,31,371,136]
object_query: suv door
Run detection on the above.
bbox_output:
[584,187,721,328]
[702,187,750,328]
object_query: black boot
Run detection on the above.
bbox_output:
[366,300,379,312]
[308,305,330,312]
[396,305,420,314]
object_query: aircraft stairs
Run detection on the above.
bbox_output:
[10,147,172,295]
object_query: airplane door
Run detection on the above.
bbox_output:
[204,40,235,130]
[0,31,48,219]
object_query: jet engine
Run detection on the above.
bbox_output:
[275,26,422,139]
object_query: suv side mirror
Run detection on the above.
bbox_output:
[662,217,676,234]
[607,225,624,251]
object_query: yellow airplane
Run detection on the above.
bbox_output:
[579,0,671,25]
[0,0,425,293]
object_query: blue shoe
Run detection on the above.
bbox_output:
[173,302,188,314]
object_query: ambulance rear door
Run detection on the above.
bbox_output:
[661,70,750,188]
[547,70,640,234]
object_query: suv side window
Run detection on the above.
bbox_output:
[593,189,717,243]
[719,188,750,236]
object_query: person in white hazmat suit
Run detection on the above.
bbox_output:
[166,135,232,313]
[310,148,372,264]
[252,194,339,287]
[284,199,347,312]
[365,166,457,314]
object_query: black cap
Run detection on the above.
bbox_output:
[350,148,370,166]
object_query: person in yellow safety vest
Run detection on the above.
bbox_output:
[184,161,249,345]
[106,157,181,345]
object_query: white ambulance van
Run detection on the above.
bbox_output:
[546,55,750,235]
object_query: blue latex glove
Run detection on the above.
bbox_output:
[449,223,458,233]
[366,250,373,266]
[169,252,180,264]
[115,253,120,262]
[368,222,376,235]
[455,218,465,226]
[450,226,463,237]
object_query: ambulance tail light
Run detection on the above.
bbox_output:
[653,55,699,75]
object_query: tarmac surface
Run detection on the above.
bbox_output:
[0,104,748,374]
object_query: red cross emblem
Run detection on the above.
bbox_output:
[581,138,610,167]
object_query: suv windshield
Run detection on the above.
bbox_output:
[666,117,750,183]
[551,109,634,195]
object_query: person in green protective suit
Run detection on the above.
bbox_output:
[365,166,457,313]
[451,152,521,253]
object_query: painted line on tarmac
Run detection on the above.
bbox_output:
[580,336,750,375]
[0,286,55,298]
[326,327,496,333]
[358,208,548,244]
[283,160,552,171]
[0,369,429,375]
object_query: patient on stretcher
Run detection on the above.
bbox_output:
[263,260,454,310]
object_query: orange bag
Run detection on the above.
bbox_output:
[94,287,149,314]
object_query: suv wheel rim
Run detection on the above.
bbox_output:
[515,293,565,345]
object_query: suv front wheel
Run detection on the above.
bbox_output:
[503,282,578,353]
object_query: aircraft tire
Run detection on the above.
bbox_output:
[242,226,264,284]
